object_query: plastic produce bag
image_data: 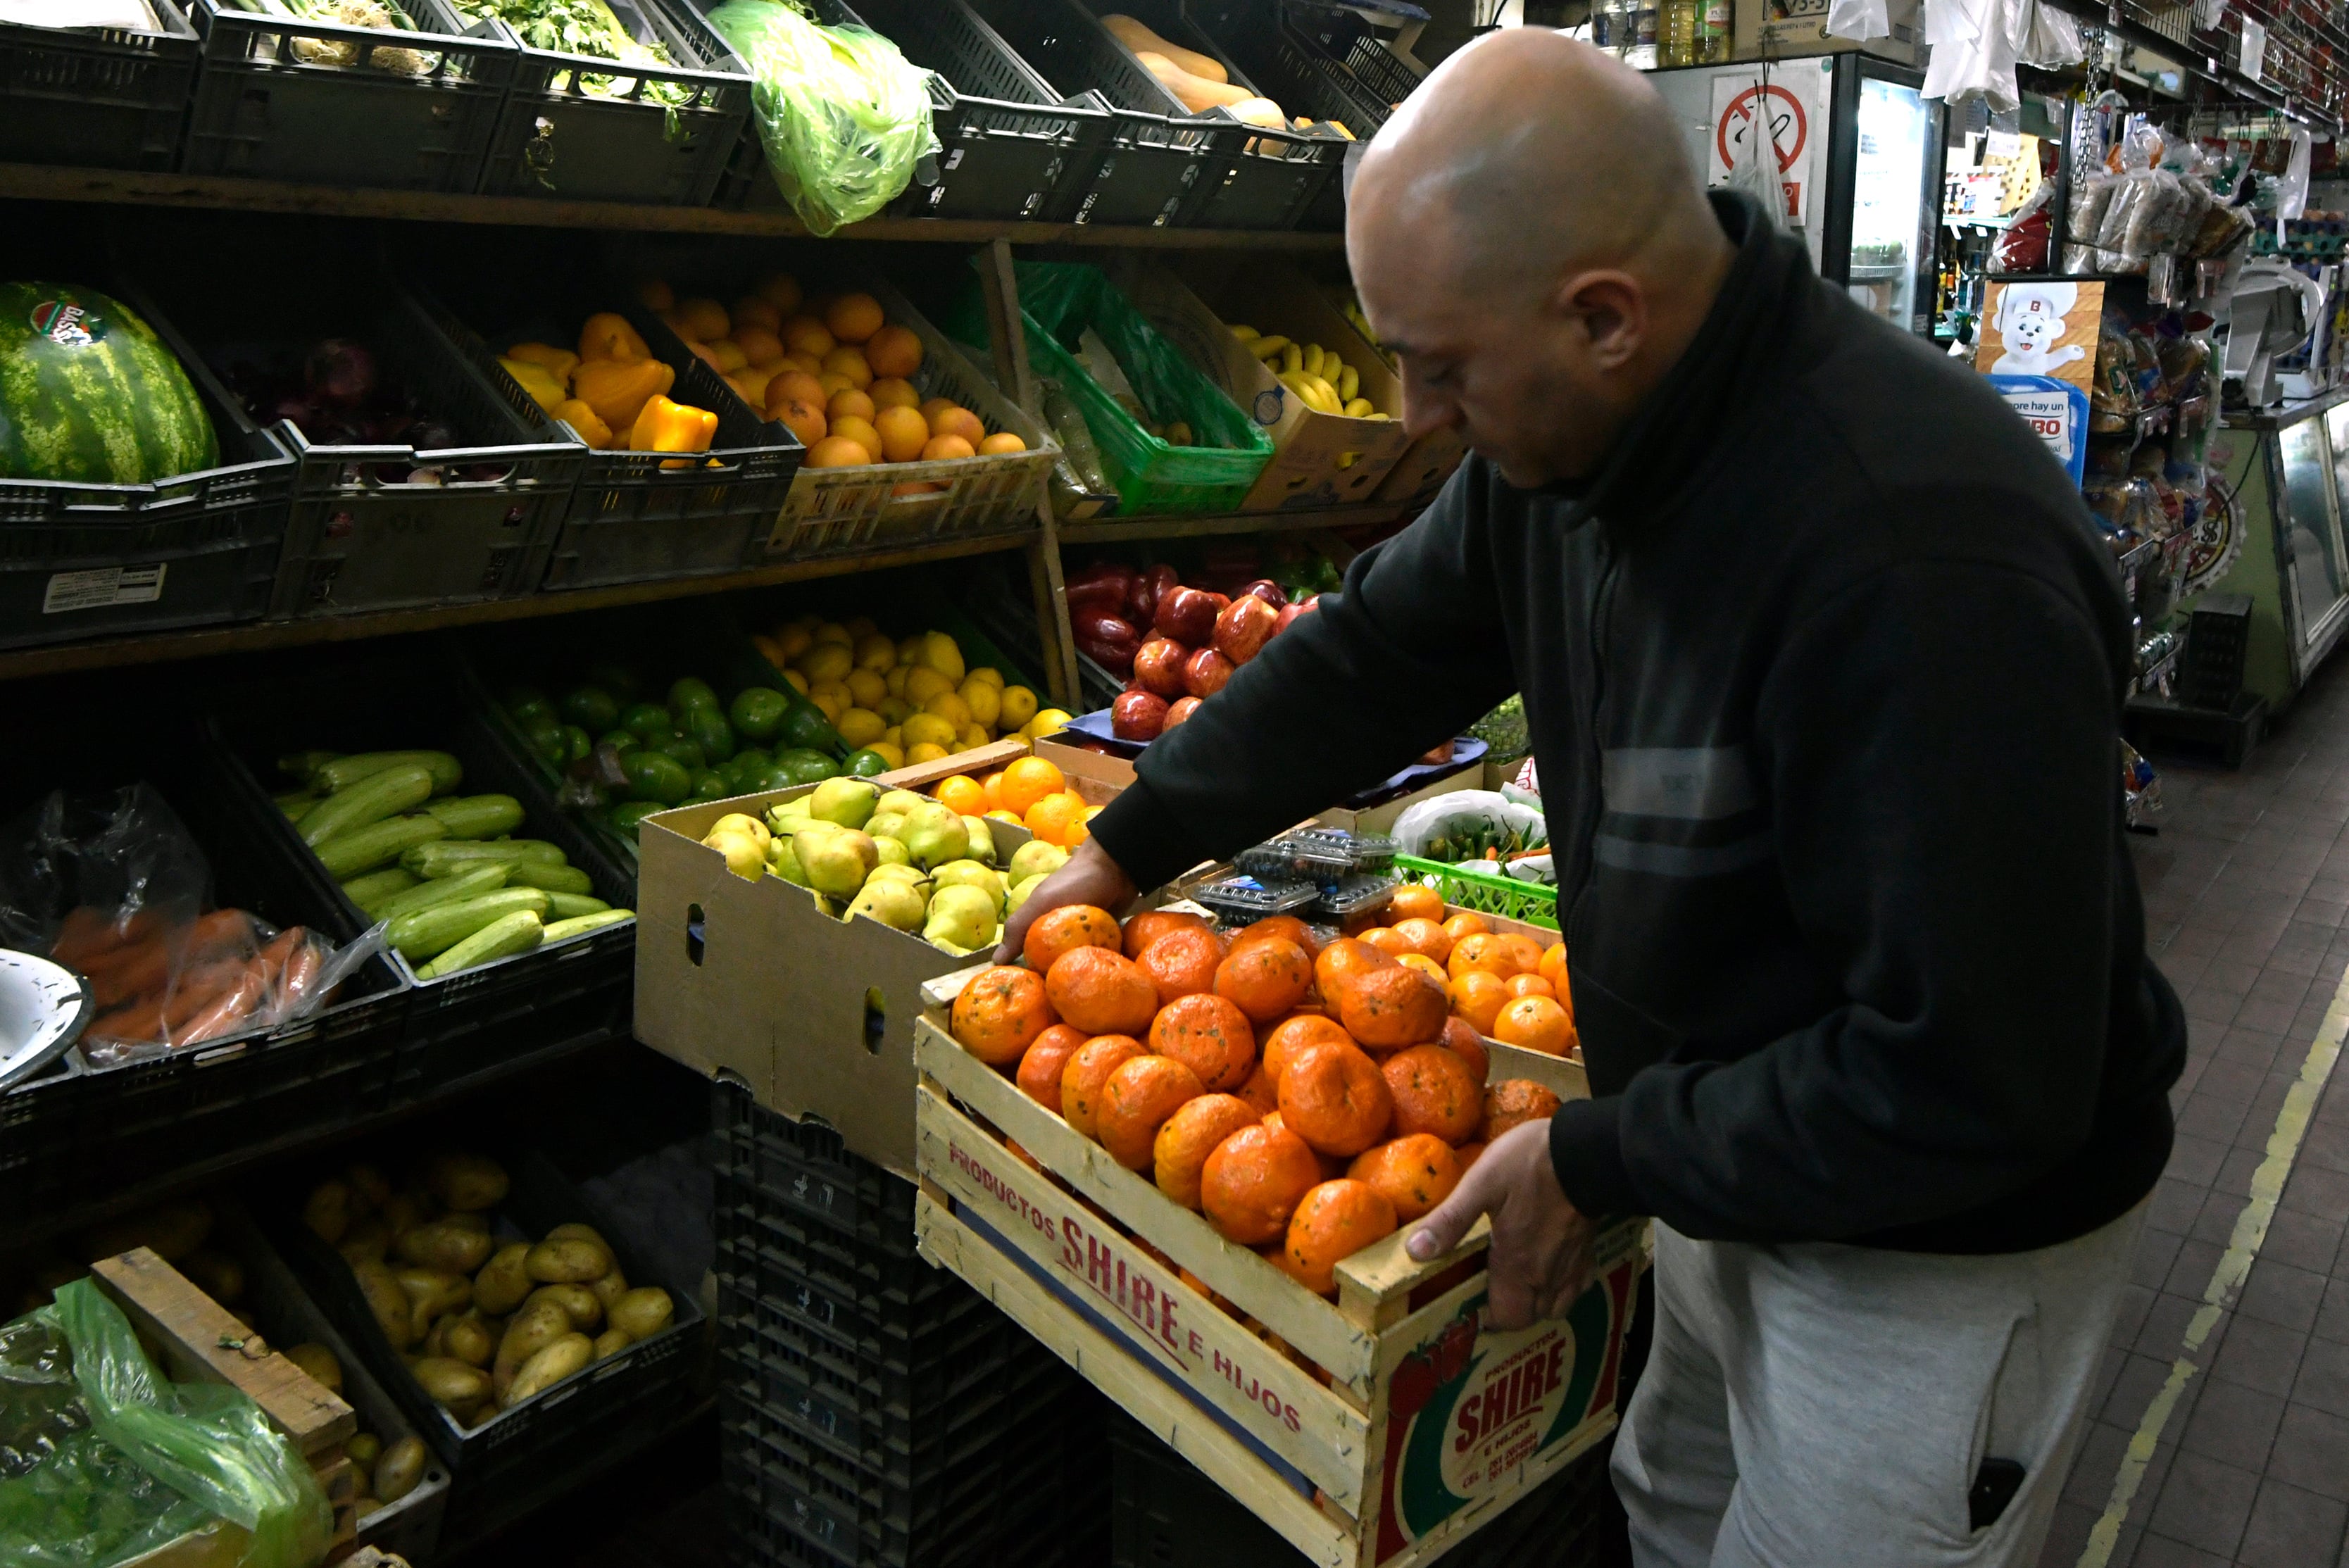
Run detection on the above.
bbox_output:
[0,1279,330,1568]
[1724,74,1786,228]
[1391,790,1548,864]
[1824,0,1889,44]
[706,0,937,237]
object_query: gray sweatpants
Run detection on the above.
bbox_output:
[1612,1203,2145,1567]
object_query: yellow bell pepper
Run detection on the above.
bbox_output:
[571,356,673,433]
[578,311,650,364]
[553,398,613,451]
[629,394,718,470]
[497,356,567,415]
[504,341,580,384]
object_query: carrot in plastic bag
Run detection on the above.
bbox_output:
[173,965,268,1048]
[51,905,163,970]
[89,910,256,1013]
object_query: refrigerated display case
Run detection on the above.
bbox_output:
[1650,52,1945,335]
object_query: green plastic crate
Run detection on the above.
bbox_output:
[1394,853,1558,931]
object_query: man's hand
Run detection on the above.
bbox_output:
[994,839,1140,963]
[1406,1119,1595,1330]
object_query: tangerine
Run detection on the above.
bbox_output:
[1229,914,1320,958]
[1263,1014,1353,1085]
[950,965,1054,1065]
[1483,1079,1563,1141]
[999,756,1067,817]
[1498,933,1546,976]
[1015,1023,1088,1110]
[1024,905,1122,975]
[1282,1180,1398,1296]
[1313,938,1394,1007]
[1493,995,1574,1056]
[1389,884,1445,924]
[1448,933,1528,983]
[1358,926,1410,958]
[1025,790,1089,848]
[1348,1135,1461,1222]
[1060,1035,1145,1139]
[1395,953,1451,997]
[1278,1040,1394,1157]
[1264,1111,1348,1179]
[1098,1055,1206,1169]
[1234,1062,1280,1116]
[1153,1093,1260,1208]
[934,774,987,816]
[1046,946,1158,1036]
[1506,973,1557,1001]
[1123,908,1215,959]
[1455,1141,1488,1172]
[1139,927,1223,1005]
[1337,965,1448,1050]
[1391,917,1454,965]
[1215,937,1313,1024]
[1382,1044,1483,1143]
[1201,1123,1322,1246]
[979,770,1006,810]
[1148,992,1256,1091]
[1436,1016,1490,1087]
[1450,970,1509,1035]
[1539,940,1570,995]
[1442,912,1491,945]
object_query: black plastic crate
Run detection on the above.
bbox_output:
[1183,0,1384,230]
[475,0,751,204]
[715,1086,917,1245]
[180,0,515,190]
[0,0,199,172]
[1289,6,1421,117]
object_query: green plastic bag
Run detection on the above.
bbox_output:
[0,1279,331,1568]
[707,0,938,236]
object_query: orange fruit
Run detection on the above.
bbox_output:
[1493,995,1572,1056]
[1201,1123,1322,1246]
[1155,1093,1261,1209]
[1024,790,1088,848]
[873,404,930,463]
[1265,1111,1349,1180]
[1348,1135,1460,1222]
[1336,965,1448,1050]
[1499,934,1545,976]
[772,399,827,450]
[825,291,884,344]
[1483,1079,1563,1142]
[1045,946,1158,1036]
[822,345,874,389]
[930,405,986,447]
[979,432,1027,456]
[1148,992,1257,1092]
[1450,970,1509,1035]
[869,376,920,410]
[1123,908,1215,959]
[1263,1014,1353,1085]
[1234,1062,1279,1117]
[804,435,867,468]
[1098,1055,1205,1169]
[1436,1016,1490,1087]
[1358,926,1410,958]
[1001,757,1066,817]
[1138,927,1222,1005]
[1313,937,1393,1005]
[1278,1040,1394,1158]
[1448,933,1527,983]
[769,370,827,410]
[934,774,987,816]
[920,433,975,461]
[1442,912,1491,944]
[1389,884,1445,924]
[1061,1035,1145,1139]
[867,323,922,380]
[950,966,1055,1065]
[1282,1179,1397,1296]
[1015,1023,1088,1110]
[1539,941,1570,993]
[1022,904,1122,974]
[825,387,875,425]
[979,771,1006,810]
[733,325,784,366]
[1455,1141,1488,1172]
[1391,917,1453,965]
[831,414,883,463]
[755,272,802,314]
[675,296,729,339]
[731,294,780,331]
[1396,953,1451,997]
[1215,937,1312,1024]
[781,315,834,359]
[918,396,959,425]
[1232,914,1321,959]
[1381,1044,1483,1143]
[1505,973,1555,1001]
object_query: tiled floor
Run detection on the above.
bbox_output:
[2042,653,2349,1568]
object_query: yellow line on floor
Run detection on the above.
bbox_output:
[2076,965,2349,1567]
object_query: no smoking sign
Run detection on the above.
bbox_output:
[1708,76,1817,226]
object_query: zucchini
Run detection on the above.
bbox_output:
[544,892,610,920]
[310,751,464,796]
[278,750,341,779]
[416,910,545,980]
[342,867,420,911]
[300,764,436,847]
[389,889,553,961]
[541,910,634,943]
[403,840,569,879]
[317,815,447,880]
[504,861,592,896]
[425,794,525,841]
[368,864,508,924]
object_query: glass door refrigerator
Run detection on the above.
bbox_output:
[1649,53,1946,337]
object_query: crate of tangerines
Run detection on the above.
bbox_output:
[910,891,1643,1568]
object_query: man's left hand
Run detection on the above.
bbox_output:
[1405,1120,1596,1330]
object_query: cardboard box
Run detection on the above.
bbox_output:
[1373,425,1467,504]
[1030,732,1482,835]
[1734,0,1924,64]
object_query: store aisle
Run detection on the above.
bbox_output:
[2043,655,2349,1568]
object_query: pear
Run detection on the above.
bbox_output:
[932,860,1006,917]
[708,813,770,853]
[808,777,879,830]
[794,823,877,897]
[866,863,932,889]
[1006,873,1045,915]
[901,801,971,870]
[877,789,927,818]
[923,884,998,953]
[1008,841,1067,883]
[845,877,927,932]
[765,798,812,836]
[707,831,765,882]
[768,836,809,888]
[872,834,910,867]
[960,815,997,865]
[866,810,908,842]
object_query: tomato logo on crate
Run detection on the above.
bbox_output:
[1374,1259,1637,1560]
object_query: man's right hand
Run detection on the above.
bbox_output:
[994,838,1140,963]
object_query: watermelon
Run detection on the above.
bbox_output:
[0,281,219,486]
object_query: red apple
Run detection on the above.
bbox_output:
[1132,636,1190,697]
[1153,586,1221,644]
[1127,563,1179,627]
[1072,610,1142,676]
[1181,647,1234,698]
[1237,579,1287,609]
[1213,594,1279,665]
[1066,562,1136,616]
[1274,596,1318,636]
[1165,695,1203,728]
[1113,690,1170,741]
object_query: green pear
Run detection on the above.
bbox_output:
[1008,841,1067,883]
[1006,873,1045,914]
[872,834,910,866]
[960,815,997,865]
[765,798,813,836]
[707,830,765,882]
[931,860,1006,917]
[795,822,877,897]
[922,884,998,953]
[768,836,809,888]
[866,810,908,842]
[809,777,880,829]
[877,789,927,818]
[901,802,971,870]
[866,863,931,886]
[844,877,927,932]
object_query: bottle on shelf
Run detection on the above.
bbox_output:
[1628,0,1660,68]
[1696,0,1730,60]
[1661,0,1699,66]
[1591,0,1623,54]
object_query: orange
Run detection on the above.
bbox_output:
[1493,995,1572,1056]
[1348,1135,1460,1222]
[1278,1040,1394,1158]
[1455,1141,1488,1172]
[1442,912,1491,945]
[825,387,875,425]
[979,432,1028,456]
[1201,1123,1322,1246]
[867,322,922,380]
[1506,973,1555,1001]
[829,414,882,463]
[732,294,781,331]
[934,774,987,817]
[768,370,827,411]
[1016,1023,1088,1111]
[1123,908,1215,958]
[821,345,873,389]
[1024,791,1088,848]
[1450,970,1508,1036]
[1390,917,1453,965]
[874,405,932,463]
[1499,934,1545,977]
[1234,1062,1279,1117]
[1001,757,1067,817]
[1447,933,1527,983]
[1282,1179,1397,1296]
[1230,914,1320,958]
[1336,965,1448,1050]
[1313,938,1393,1007]
[1389,884,1445,925]
[1396,953,1451,997]
[1539,941,1570,994]
[781,315,834,359]
[675,296,729,339]
[950,965,1055,1065]
[1139,927,1222,1005]
[1022,904,1122,974]
[1483,1079,1563,1141]
[919,396,960,426]
[1358,926,1410,958]
[920,434,975,462]
[1381,1045,1483,1143]
[825,292,884,344]
[1045,946,1158,1036]
[980,770,1006,810]
[1263,1014,1353,1085]
[1061,1035,1145,1139]
[1155,1093,1261,1209]
[1148,992,1256,1091]
[772,399,827,450]
[805,435,867,469]
[1436,1016,1490,1088]
[870,376,920,410]
[930,406,986,447]
[1266,1111,1349,1179]
[1098,1055,1205,1169]
[1215,937,1312,1024]
[733,325,784,366]
[755,272,802,313]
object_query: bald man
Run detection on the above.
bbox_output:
[1000,31,2179,1567]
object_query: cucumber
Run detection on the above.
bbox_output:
[402,839,568,879]
[423,794,526,841]
[416,910,545,979]
[278,750,341,779]
[299,764,436,847]
[504,861,592,896]
[316,815,448,880]
[342,867,420,911]
[368,863,509,924]
[541,910,634,943]
[310,751,464,796]
[274,789,319,816]
[544,892,610,920]
[388,888,553,961]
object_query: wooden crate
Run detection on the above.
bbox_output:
[909,971,1637,1568]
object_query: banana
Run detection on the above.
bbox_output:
[1304,375,1343,413]
[1337,363,1360,403]
[1278,372,1334,414]
[1302,344,1326,380]
[1343,397,1374,418]
[1250,334,1291,360]
[1229,324,1260,342]
[1280,343,1302,375]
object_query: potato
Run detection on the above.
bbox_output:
[82,1200,213,1262]
[345,1431,382,1471]
[473,1243,534,1315]
[438,1210,490,1235]
[337,1218,391,1266]
[493,1300,572,1398]
[444,1310,494,1369]
[423,1153,510,1214]
[412,1356,492,1410]
[505,1332,592,1405]
[303,1181,353,1245]
[374,1436,427,1505]
[544,1222,606,1248]
[606,1287,674,1342]
[397,1222,494,1277]
[345,1161,392,1212]
[377,1192,430,1238]
[591,1327,633,1361]
[525,1238,613,1285]
[281,1342,342,1393]
[352,1495,382,1522]
[522,1283,601,1332]
[353,1260,414,1351]
[420,1315,449,1358]
[180,1248,244,1305]
[394,1266,470,1325]
[587,1266,629,1312]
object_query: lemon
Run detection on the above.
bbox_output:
[809,678,853,710]
[923,689,972,729]
[853,633,896,672]
[881,725,903,748]
[884,665,910,698]
[903,666,953,705]
[844,615,879,639]
[865,741,906,770]
[958,723,991,752]
[958,678,1001,729]
[902,713,957,748]
[846,667,887,708]
[917,630,966,684]
[781,669,809,696]
[998,685,1039,730]
[966,666,1005,689]
[908,741,949,765]
[1021,706,1071,739]
[837,708,885,747]
[876,695,913,725]
[897,634,926,666]
[812,620,853,647]
[808,689,844,722]
[797,642,853,684]
[778,624,813,660]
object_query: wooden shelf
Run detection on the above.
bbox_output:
[0,163,1346,249]
[1058,501,1417,544]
